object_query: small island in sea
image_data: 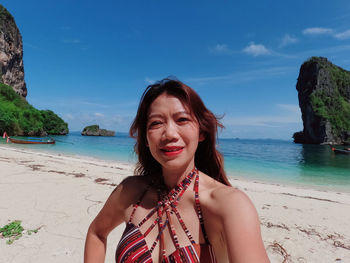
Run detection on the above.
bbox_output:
[81,124,115,136]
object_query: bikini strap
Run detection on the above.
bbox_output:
[194,172,210,244]
[128,185,150,223]
[149,168,197,257]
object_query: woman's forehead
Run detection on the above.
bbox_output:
[148,94,190,116]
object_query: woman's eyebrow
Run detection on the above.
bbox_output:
[148,113,163,119]
[174,110,189,115]
[148,111,189,119]
[173,111,191,117]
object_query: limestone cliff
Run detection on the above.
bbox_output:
[0,5,27,97]
[293,57,350,144]
[0,5,69,136]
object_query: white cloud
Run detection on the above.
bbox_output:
[65,113,74,120]
[277,104,300,113]
[210,44,233,55]
[95,112,104,117]
[223,114,301,127]
[280,34,298,47]
[145,77,155,84]
[302,27,350,40]
[334,29,350,40]
[302,27,333,36]
[222,104,301,128]
[72,100,111,108]
[186,66,293,84]
[23,42,40,49]
[62,39,81,44]
[243,42,271,56]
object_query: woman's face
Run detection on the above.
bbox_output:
[146,93,203,173]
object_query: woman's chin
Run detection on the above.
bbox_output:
[161,159,194,173]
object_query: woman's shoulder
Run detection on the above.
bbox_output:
[117,175,150,191]
[112,175,150,201]
[199,173,269,262]
[105,175,150,213]
[199,172,256,218]
[86,175,152,232]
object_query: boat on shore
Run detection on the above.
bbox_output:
[8,137,55,144]
[2,132,55,145]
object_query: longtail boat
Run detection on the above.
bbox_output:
[8,137,55,144]
[2,132,55,144]
[331,147,350,155]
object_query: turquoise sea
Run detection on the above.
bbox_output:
[2,132,350,192]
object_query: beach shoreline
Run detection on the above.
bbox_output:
[3,141,349,194]
[1,145,350,262]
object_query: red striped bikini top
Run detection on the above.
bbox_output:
[115,168,217,263]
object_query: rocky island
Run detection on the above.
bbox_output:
[81,125,115,136]
[0,4,68,136]
[293,57,350,144]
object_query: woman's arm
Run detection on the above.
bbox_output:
[84,176,144,263]
[215,188,270,263]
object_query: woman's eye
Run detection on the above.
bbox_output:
[177,117,190,123]
[148,121,162,128]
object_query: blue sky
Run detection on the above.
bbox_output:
[2,1,350,139]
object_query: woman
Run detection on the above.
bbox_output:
[84,79,269,262]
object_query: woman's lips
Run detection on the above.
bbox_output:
[161,146,184,156]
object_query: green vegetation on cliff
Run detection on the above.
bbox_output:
[0,83,68,135]
[81,124,115,136]
[83,125,99,133]
[307,57,350,136]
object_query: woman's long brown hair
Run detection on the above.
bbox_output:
[129,78,231,187]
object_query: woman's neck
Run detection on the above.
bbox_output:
[162,163,195,189]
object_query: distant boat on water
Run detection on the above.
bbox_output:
[2,132,55,144]
[332,147,350,155]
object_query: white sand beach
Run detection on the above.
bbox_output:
[1,145,350,262]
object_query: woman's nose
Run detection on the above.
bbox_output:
[163,121,179,140]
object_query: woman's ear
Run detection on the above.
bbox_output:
[199,132,205,142]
